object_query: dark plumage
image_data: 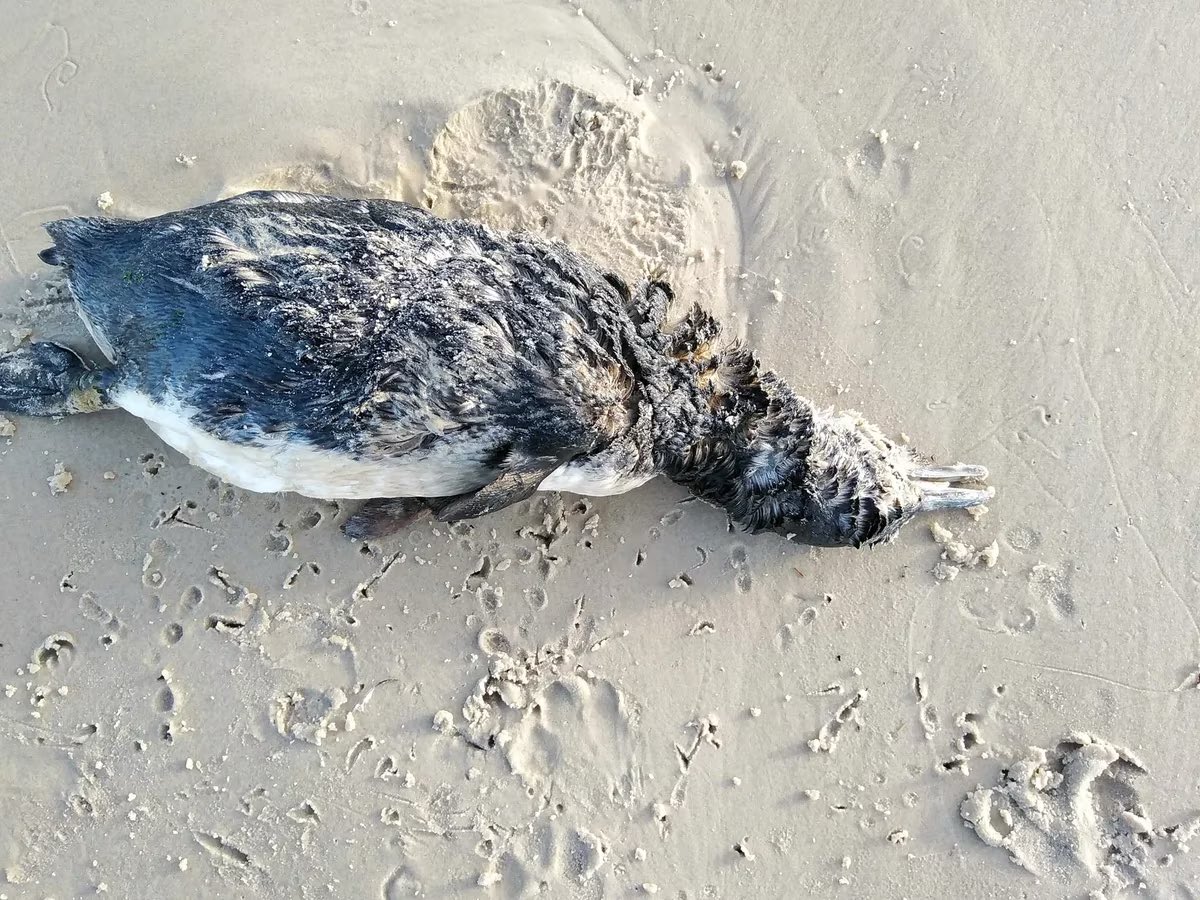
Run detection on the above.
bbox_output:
[0,191,991,547]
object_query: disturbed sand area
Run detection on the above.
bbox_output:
[2,0,1200,897]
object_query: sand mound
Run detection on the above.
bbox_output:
[425,80,700,279]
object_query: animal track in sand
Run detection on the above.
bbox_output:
[179,584,203,612]
[141,537,176,590]
[808,690,867,753]
[205,613,246,635]
[193,830,256,872]
[265,522,293,555]
[1027,561,1076,619]
[78,590,116,627]
[296,507,324,530]
[451,611,644,815]
[505,673,642,809]
[139,451,164,477]
[912,672,943,741]
[151,499,202,530]
[660,507,685,527]
[933,710,992,773]
[382,866,423,899]
[961,733,1200,895]
[153,666,185,744]
[841,132,912,208]
[206,477,244,515]
[920,703,941,740]
[463,554,495,593]
[272,687,351,746]
[666,714,721,819]
[957,588,1038,635]
[525,586,549,612]
[476,583,504,615]
[156,670,179,715]
[206,565,258,606]
[1005,524,1043,553]
[896,231,935,288]
[775,599,820,652]
[78,592,126,648]
[493,821,610,900]
[29,633,73,672]
[729,544,753,594]
[283,561,322,590]
[950,710,985,751]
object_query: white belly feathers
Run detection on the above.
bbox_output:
[114,389,651,500]
[114,389,490,499]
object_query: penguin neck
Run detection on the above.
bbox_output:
[645,305,815,528]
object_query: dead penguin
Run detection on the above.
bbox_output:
[0,191,990,546]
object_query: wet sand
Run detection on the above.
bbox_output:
[2,1,1199,897]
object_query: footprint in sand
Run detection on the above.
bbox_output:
[841,131,913,206]
[1027,561,1076,619]
[503,672,643,812]
[957,588,1038,635]
[493,821,610,900]
[454,624,644,816]
[961,733,1200,895]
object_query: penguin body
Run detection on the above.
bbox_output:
[1,191,991,545]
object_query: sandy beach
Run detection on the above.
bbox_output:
[2,1,1198,897]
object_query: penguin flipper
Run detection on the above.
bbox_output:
[341,497,429,540]
[433,455,563,523]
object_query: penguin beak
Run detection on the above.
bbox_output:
[912,463,994,513]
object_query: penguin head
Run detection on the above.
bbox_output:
[744,409,992,549]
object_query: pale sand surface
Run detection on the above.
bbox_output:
[2,2,1199,898]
